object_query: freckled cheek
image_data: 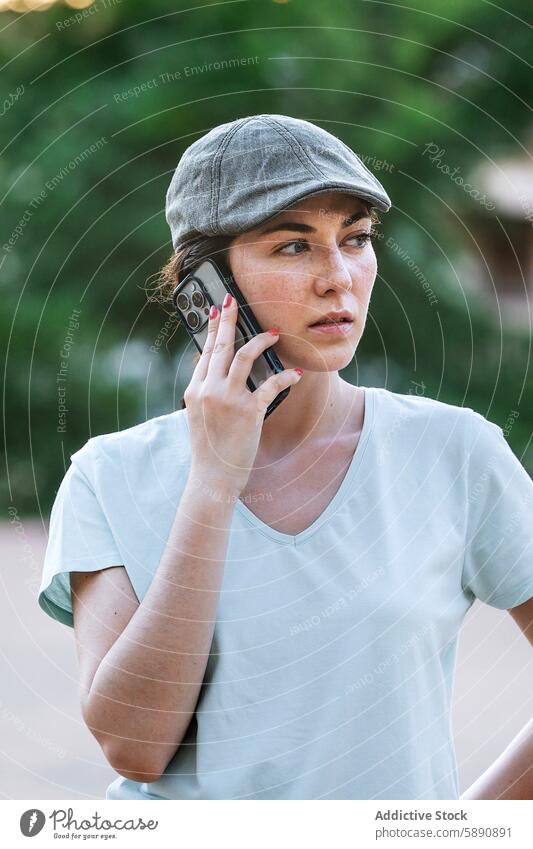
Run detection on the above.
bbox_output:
[237,267,290,319]
[263,300,294,332]
[235,277,288,330]
[352,257,377,299]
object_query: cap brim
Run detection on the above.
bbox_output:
[241,182,391,235]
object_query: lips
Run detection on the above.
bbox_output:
[309,309,354,326]
[310,317,352,326]
[308,320,354,335]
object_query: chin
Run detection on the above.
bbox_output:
[314,353,357,372]
[282,348,357,373]
[279,326,361,371]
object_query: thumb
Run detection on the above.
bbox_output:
[253,368,303,424]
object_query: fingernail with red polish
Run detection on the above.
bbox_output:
[209,304,218,319]
[223,293,232,308]
[294,367,304,376]
[268,328,279,335]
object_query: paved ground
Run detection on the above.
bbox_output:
[2,518,532,800]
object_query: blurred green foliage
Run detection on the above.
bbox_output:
[1,0,531,514]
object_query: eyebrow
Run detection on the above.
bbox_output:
[256,209,371,236]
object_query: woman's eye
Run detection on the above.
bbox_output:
[277,239,308,255]
[276,232,374,255]
[345,232,373,248]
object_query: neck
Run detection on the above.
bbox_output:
[259,372,361,457]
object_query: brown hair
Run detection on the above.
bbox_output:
[147,203,380,409]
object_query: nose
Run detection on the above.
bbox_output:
[312,242,353,295]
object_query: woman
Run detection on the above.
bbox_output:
[38,114,533,801]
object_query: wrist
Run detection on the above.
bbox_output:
[186,467,243,504]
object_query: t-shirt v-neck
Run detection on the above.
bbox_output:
[182,385,375,546]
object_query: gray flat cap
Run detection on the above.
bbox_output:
[165,113,392,252]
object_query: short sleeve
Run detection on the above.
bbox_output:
[461,411,533,609]
[38,438,123,628]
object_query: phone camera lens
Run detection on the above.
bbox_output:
[176,293,190,311]
[191,290,205,308]
[186,311,200,330]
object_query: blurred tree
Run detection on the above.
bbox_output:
[1,0,531,513]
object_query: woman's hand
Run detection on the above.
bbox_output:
[183,293,303,497]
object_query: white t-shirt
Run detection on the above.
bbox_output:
[38,386,533,800]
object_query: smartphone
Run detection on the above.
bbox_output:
[172,257,290,418]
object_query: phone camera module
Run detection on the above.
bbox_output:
[191,290,205,309]
[186,311,200,330]
[176,293,190,312]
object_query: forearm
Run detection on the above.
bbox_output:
[84,471,238,781]
[460,718,533,800]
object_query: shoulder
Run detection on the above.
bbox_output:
[369,386,503,467]
[372,385,480,435]
[69,408,190,479]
